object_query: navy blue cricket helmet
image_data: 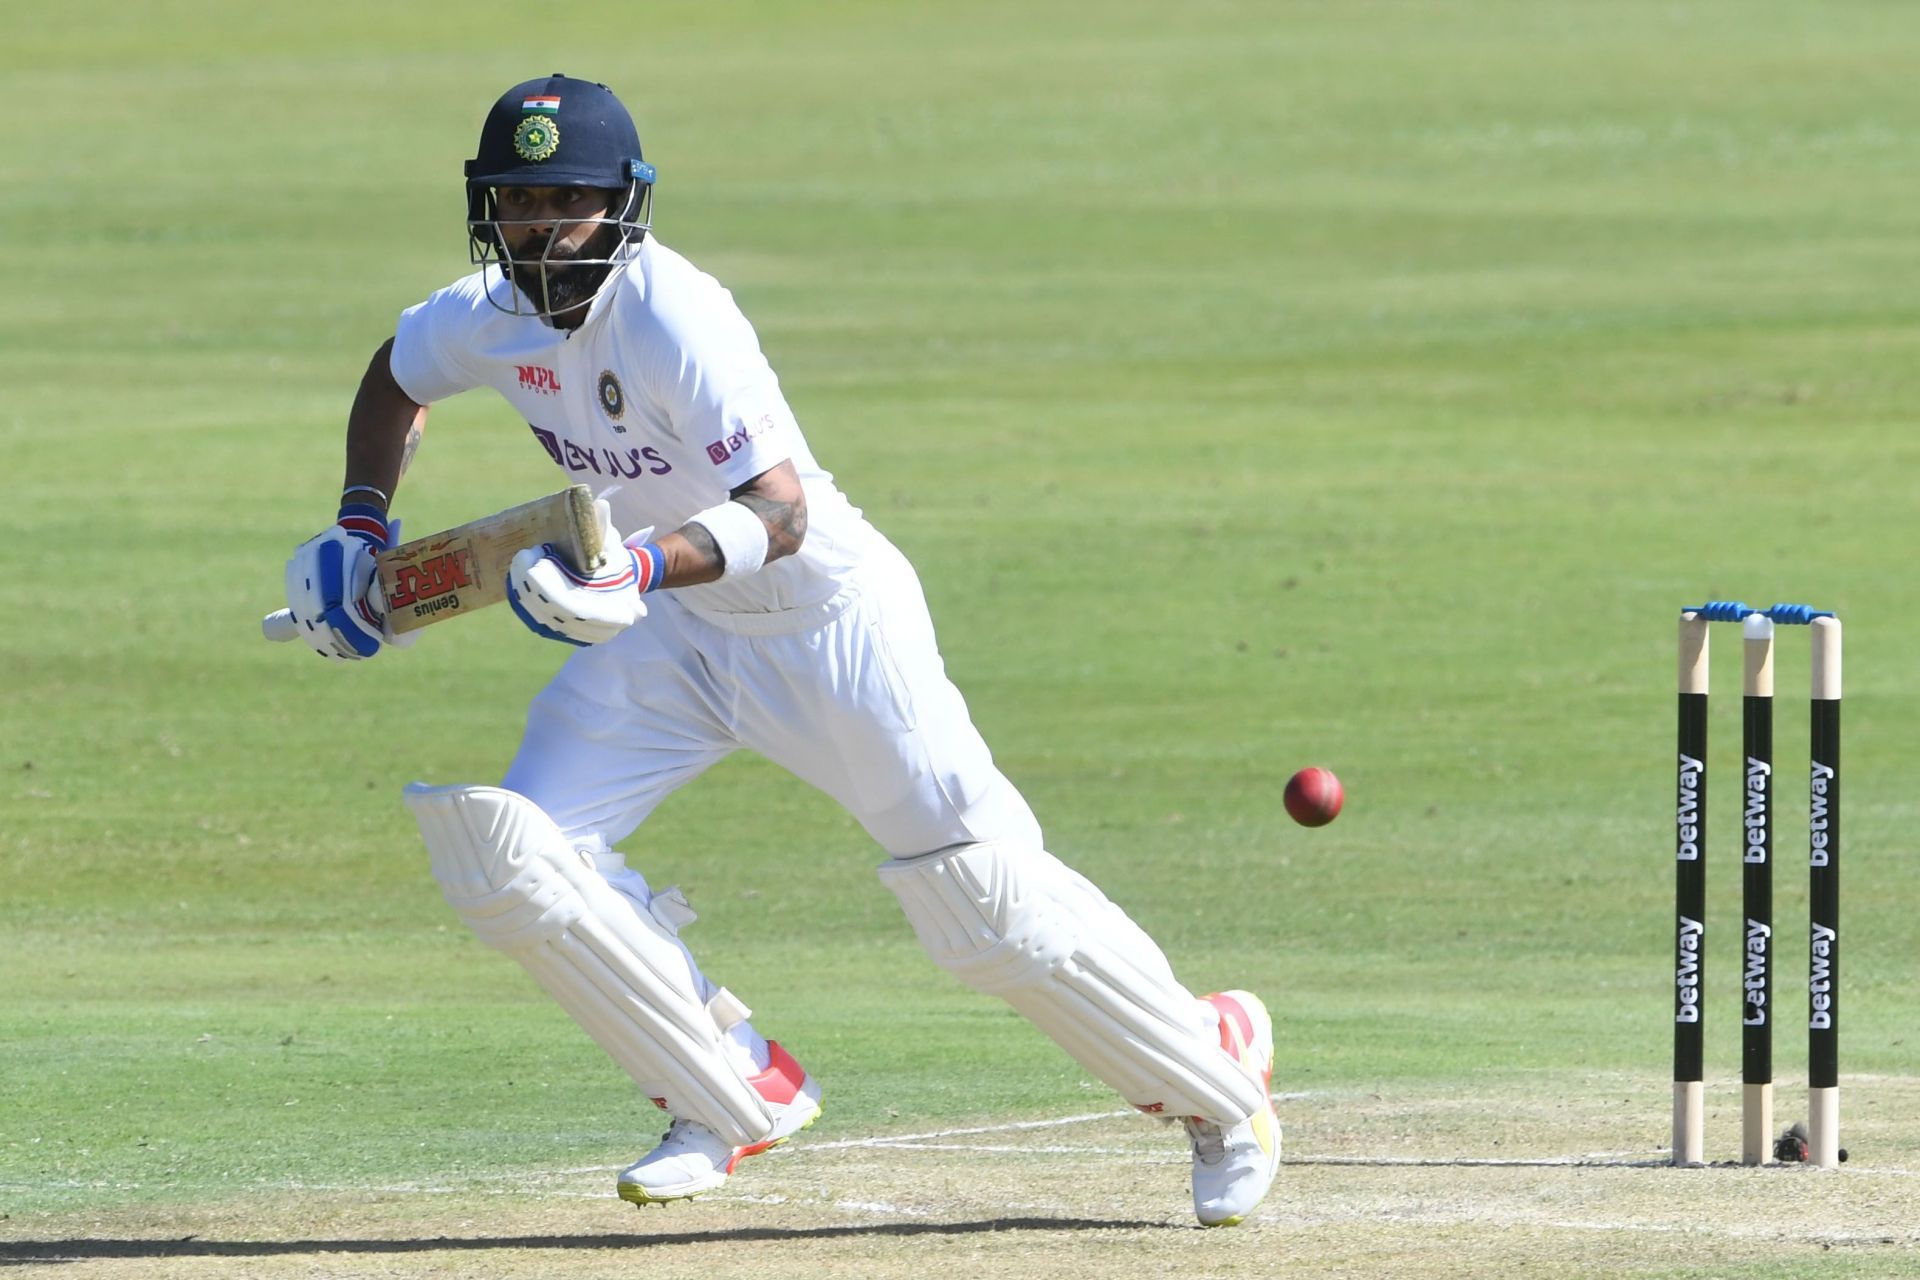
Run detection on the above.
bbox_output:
[465,74,657,318]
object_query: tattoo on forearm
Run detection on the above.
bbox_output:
[680,521,722,572]
[735,492,808,561]
[399,422,423,477]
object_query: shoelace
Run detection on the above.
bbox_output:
[1183,1117,1228,1166]
[657,1118,700,1146]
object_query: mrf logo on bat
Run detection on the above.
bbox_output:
[386,541,478,620]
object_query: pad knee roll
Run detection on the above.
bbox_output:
[879,842,1267,1123]
[406,783,774,1146]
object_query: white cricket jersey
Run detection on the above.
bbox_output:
[388,239,878,622]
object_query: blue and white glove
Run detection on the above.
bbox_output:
[507,504,664,647]
[283,503,410,661]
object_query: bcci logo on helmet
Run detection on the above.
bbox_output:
[513,116,560,162]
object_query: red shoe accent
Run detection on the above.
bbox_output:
[748,1041,807,1106]
[715,1044,814,1176]
[1206,993,1256,1056]
[723,1136,779,1175]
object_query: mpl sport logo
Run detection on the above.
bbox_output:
[516,365,563,395]
[387,545,477,619]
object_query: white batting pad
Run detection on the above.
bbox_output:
[879,842,1267,1123]
[405,783,775,1146]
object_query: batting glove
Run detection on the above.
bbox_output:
[507,505,664,647]
[284,504,409,661]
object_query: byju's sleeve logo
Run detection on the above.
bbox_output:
[705,413,779,466]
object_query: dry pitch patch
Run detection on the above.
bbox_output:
[5,1081,1917,1279]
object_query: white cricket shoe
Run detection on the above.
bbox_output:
[617,1041,823,1206]
[1185,990,1281,1227]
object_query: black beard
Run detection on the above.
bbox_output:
[508,223,625,316]
[511,258,613,315]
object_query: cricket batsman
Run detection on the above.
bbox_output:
[280,74,1281,1226]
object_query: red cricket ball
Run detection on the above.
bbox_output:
[1284,767,1344,828]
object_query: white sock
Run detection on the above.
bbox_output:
[729,1021,772,1075]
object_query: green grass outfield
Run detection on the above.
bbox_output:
[5,0,1919,1267]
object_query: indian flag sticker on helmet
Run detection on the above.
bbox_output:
[513,116,560,162]
[521,95,561,113]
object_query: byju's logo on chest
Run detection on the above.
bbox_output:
[529,424,672,481]
[515,365,563,395]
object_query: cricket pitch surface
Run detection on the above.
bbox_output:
[6,1081,1917,1279]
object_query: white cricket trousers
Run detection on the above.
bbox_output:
[501,537,1043,861]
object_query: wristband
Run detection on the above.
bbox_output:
[335,501,392,548]
[627,540,668,593]
[687,499,771,577]
[341,484,390,506]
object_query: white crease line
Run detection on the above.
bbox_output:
[1284,1208,1918,1244]
[806,1093,1316,1152]
[836,1199,933,1217]
[839,1143,1144,1155]
[282,1181,607,1200]
[804,1109,1136,1150]
[1285,1210,1686,1234]
[1294,1151,1654,1168]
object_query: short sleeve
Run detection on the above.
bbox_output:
[645,285,799,489]
[389,289,483,405]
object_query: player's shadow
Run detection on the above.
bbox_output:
[0,1217,1176,1265]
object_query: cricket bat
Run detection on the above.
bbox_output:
[263,485,606,642]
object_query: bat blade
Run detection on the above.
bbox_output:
[377,485,603,634]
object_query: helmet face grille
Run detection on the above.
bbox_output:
[466,179,655,320]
